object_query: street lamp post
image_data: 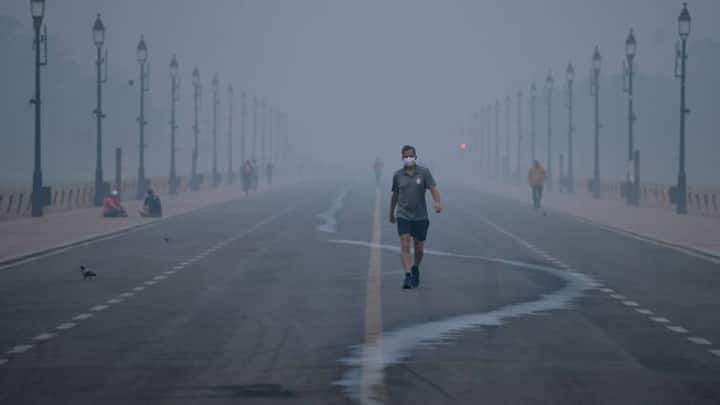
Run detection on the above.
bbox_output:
[92,13,107,206]
[545,71,554,191]
[227,84,234,184]
[240,91,247,168]
[566,62,575,194]
[135,35,149,200]
[211,73,219,187]
[591,46,602,199]
[30,0,48,217]
[504,95,511,182]
[191,66,201,190]
[675,2,691,214]
[494,99,500,180]
[624,28,638,205]
[486,104,492,176]
[516,89,523,183]
[169,54,179,194]
[252,96,258,162]
[530,82,536,163]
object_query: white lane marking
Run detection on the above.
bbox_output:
[153,275,167,280]
[635,309,653,315]
[143,281,156,285]
[33,333,56,341]
[133,286,145,291]
[164,270,176,275]
[317,188,351,234]
[651,317,671,323]
[0,359,7,365]
[623,301,640,307]
[72,313,93,321]
[181,261,192,266]
[119,292,135,297]
[610,294,627,300]
[599,288,615,293]
[7,345,32,354]
[173,265,184,270]
[333,240,595,405]
[687,337,712,345]
[711,350,720,357]
[90,305,108,312]
[559,212,720,265]
[56,323,76,330]
[667,326,689,333]
[107,298,123,304]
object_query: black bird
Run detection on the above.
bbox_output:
[80,265,97,280]
[163,236,170,243]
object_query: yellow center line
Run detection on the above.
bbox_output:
[362,187,386,403]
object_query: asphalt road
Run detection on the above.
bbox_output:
[1,178,719,404]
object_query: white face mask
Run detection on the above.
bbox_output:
[403,156,416,167]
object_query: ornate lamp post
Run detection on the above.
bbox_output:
[566,62,575,193]
[590,46,602,199]
[135,35,149,200]
[191,66,201,190]
[30,0,48,217]
[545,71,554,191]
[674,3,691,214]
[624,28,639,205]
[169,54,179,194]
[92,13,108,205]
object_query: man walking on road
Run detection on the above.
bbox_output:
[528,160,546,210]
[390,145,442,289]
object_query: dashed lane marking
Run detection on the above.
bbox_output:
[688,337,712,345]
[33,333,56,341]
[623,301,640,307]
[107,298,123,304]
[7,345,32,354]
[651,317,671,323]
[119,292,135,297]
[610,294,627,300]
[90,305,108,312]
[72,313,92,321]
[132,286,145,291]
[56,323,76,330]
[667,326,689,333]
[153,275,167,280]
[635,309,653,315]
[143,281,157,286]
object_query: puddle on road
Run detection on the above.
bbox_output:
[316,188,351,234]
[328,240,597,405]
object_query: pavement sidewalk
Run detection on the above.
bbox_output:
[474,180,720,259]
[0,179,295,267]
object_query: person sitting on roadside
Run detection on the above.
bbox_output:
[102,190,128,218]
[139,188,163,218]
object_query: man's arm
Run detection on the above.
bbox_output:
[430,186,442,213]
[389,191,398,223]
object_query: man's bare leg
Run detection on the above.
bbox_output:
[413,239,424,268]
[400,234,412,273]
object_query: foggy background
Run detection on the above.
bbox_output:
[1,0,719,189]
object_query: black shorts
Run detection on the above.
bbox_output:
[397,218,430,241]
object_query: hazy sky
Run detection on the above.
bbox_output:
[2,0,718,167]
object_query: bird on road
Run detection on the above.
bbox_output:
[80,265,97,280]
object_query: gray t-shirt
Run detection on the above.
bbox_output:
[392,165,436,221]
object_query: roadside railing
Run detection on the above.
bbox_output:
[567,178,720,217]
[0,175,203,221]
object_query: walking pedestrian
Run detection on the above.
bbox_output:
[528,160,546,209]
[389,145,442,289]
